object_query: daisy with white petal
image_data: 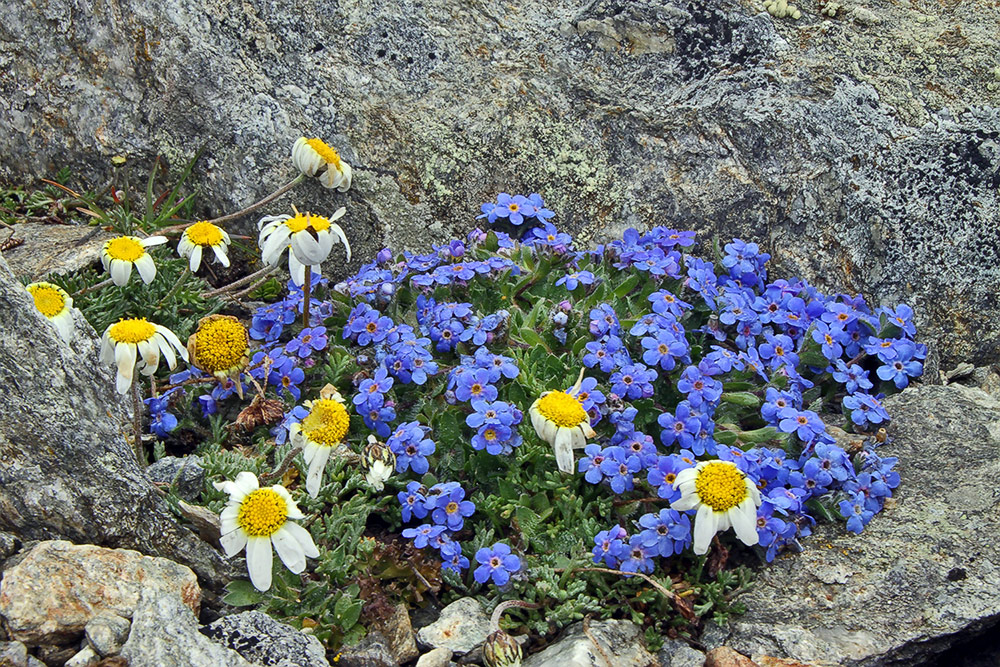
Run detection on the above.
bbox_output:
[101,235,168,286]
[25,282,76,343]
[178,221,231,272]
[100,317,188,393]
[528,369,596,474]
[257,208,351,285]
[671,460,762,555]
[292,137,353,192]
[215,471,319,592]
[289,384,351,497]
[187,315,249,395]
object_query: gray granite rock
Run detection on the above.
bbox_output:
[658,639,706,667]
[202,610,329,667]
[336,631,397,667]
[373,604,418,665]
[0,532,18,566]
[0,222,115,281]
[120,590,252,667]
[147,455,206,503]
[1,0,998,367]
[726,384,1000,666]
[415,597,490,656]
[63,646,99,667]
[0,641,30,667]
[84,613,131,657]
[0,255,231,587]
[414,647,453,667]
[522,619,656,667]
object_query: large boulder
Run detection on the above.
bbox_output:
[725,383,1000,665]
[0,255,231,586]
[0,0,997,366]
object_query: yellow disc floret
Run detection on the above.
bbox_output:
[536,391,588,428]
[108,318,157,344]
[301,399,350,448]
[236,488,288,537]
[193,316,248,374]
[105,236,146,262]
[27,284,65,317]
[694,461,749,512]
[284,212,332,234]
[305,138,343,169]
[186,221,225,247]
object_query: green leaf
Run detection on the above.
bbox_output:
[736,426,780,444]
[221,580,265,607]
[519,328,550,352]
[613,274,640,299]
[714,430,738,446]
[720,392,761,407]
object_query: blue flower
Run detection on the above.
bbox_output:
[875,340,923,389]
[589,304,621,337]
[637,509,691,558]
[810,322,846,362]
[583,335,629,373]
[839,492,875,533]
[524,223,572,249]
[592,526,628,567]
[842,392,890,427]
[387,421,436,474]
[440,541,470,573]
[676,366,723,408]
[403,524,446,549]
[556,270,596,291]
[619,535,656,575]
[455,368,498,403]
[474,542,522,586]
[880,303,916,337]
[578,444,611,484]
[431,485,476,531]
[777,407,826,442]
[609,363,657,401]
[647,453,695,502]
[471,423,513,455]
[397,481,429,522]
[492,193,536,225]
[285,326,328,358]
[759,332,799,369]
[830,360,873,394]
[354,367,395,412]
[269,362,305,401]
[641,330,689,372]
[527,193,555,221]
[648,290,692,318]
[598,446,642,494]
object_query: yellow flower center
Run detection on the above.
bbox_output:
[306,138,343,169]
[537,391,588,428]
[301,399,350,447]
[108,318,156,344]
[237,488,288,537]
[186,221,224,247]
[446,501,459,514]
[694,461,749,512]
[194,317,248,374]
[105,236,146,262]
[284,213,332,234]
[27,284,65,318]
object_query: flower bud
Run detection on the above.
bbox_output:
[376,247,393,265]
[362,435,396,491]
[483,629,522,667]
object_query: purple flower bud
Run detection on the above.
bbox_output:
[449,240,466,258]
[553,312,568,327]
[558,300,572,312]
[376,248,393,265]
[444,389,457,405]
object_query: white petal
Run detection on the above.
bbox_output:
[141,235,168,247]
[281,521,319,559]
[219,523,248,558]
[115,343,137,388]
[52,311,75,343]
[246,537,273,591]
[212,243,230,267]
[135,254,157,284]
[234,471,260,495]
[111,259,131,286]
[271,525,306,573]
[301,438,317,464]
[288,252,306,286]
[336,163,352,193]
[154,333,177,370]
[673,468,698,488]
[178,237,194,256]
[189,245,203,272]
[693,505,718,555]
[261,226,292,263]
[306,446,332,498]
[731,500,760,547]
[330,207,347,221]
[330,223,352,262]
[137,339,160,375]
[154,325,188,363]
[319,167,341,189]
[100,331,116,364]
[671,493,701,512]
[553,428,574,474]
[541,419,558,443]
[271,485,305,520]
[569,425,588,450]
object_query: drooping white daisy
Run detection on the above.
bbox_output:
[177,221,231,272]
[288,384,350,497]
[671,460,762,555]
[187,315,249,394]
[101,235,168,286]
[362,434,396,492]
[215,471,319,592]
[100,317,188,393]
[528,369,596,474]
[291,137,353,192]
[257,208,350,285]
[25,282,76,343]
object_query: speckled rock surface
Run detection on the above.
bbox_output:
[1,0,997,365]
[521,619,657,667]
[725,384,1000,666]
[0,540,199,646]
[0,254,232,587]
[201,610,330,667]
[415,597,490,656]
[0,221,114,281]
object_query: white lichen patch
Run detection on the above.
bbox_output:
[765,0,802,20]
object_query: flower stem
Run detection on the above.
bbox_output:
[207,174,304,225]
[302,267,312,328]
[200,265,274,298]
[73,277,113,297]
[131,381,146,468]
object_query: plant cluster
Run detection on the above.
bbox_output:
[16,147,923,654]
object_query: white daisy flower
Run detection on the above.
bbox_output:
[257,208,350,285]
[215,471,319,592]
[291,137,353,192]
[101,235,168,286]
[528,369,596,474]
[100,317,188,393]
[289,384,350,497]
[25,282,76,343]
[177,221,231,272]
[671,460,762,555]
